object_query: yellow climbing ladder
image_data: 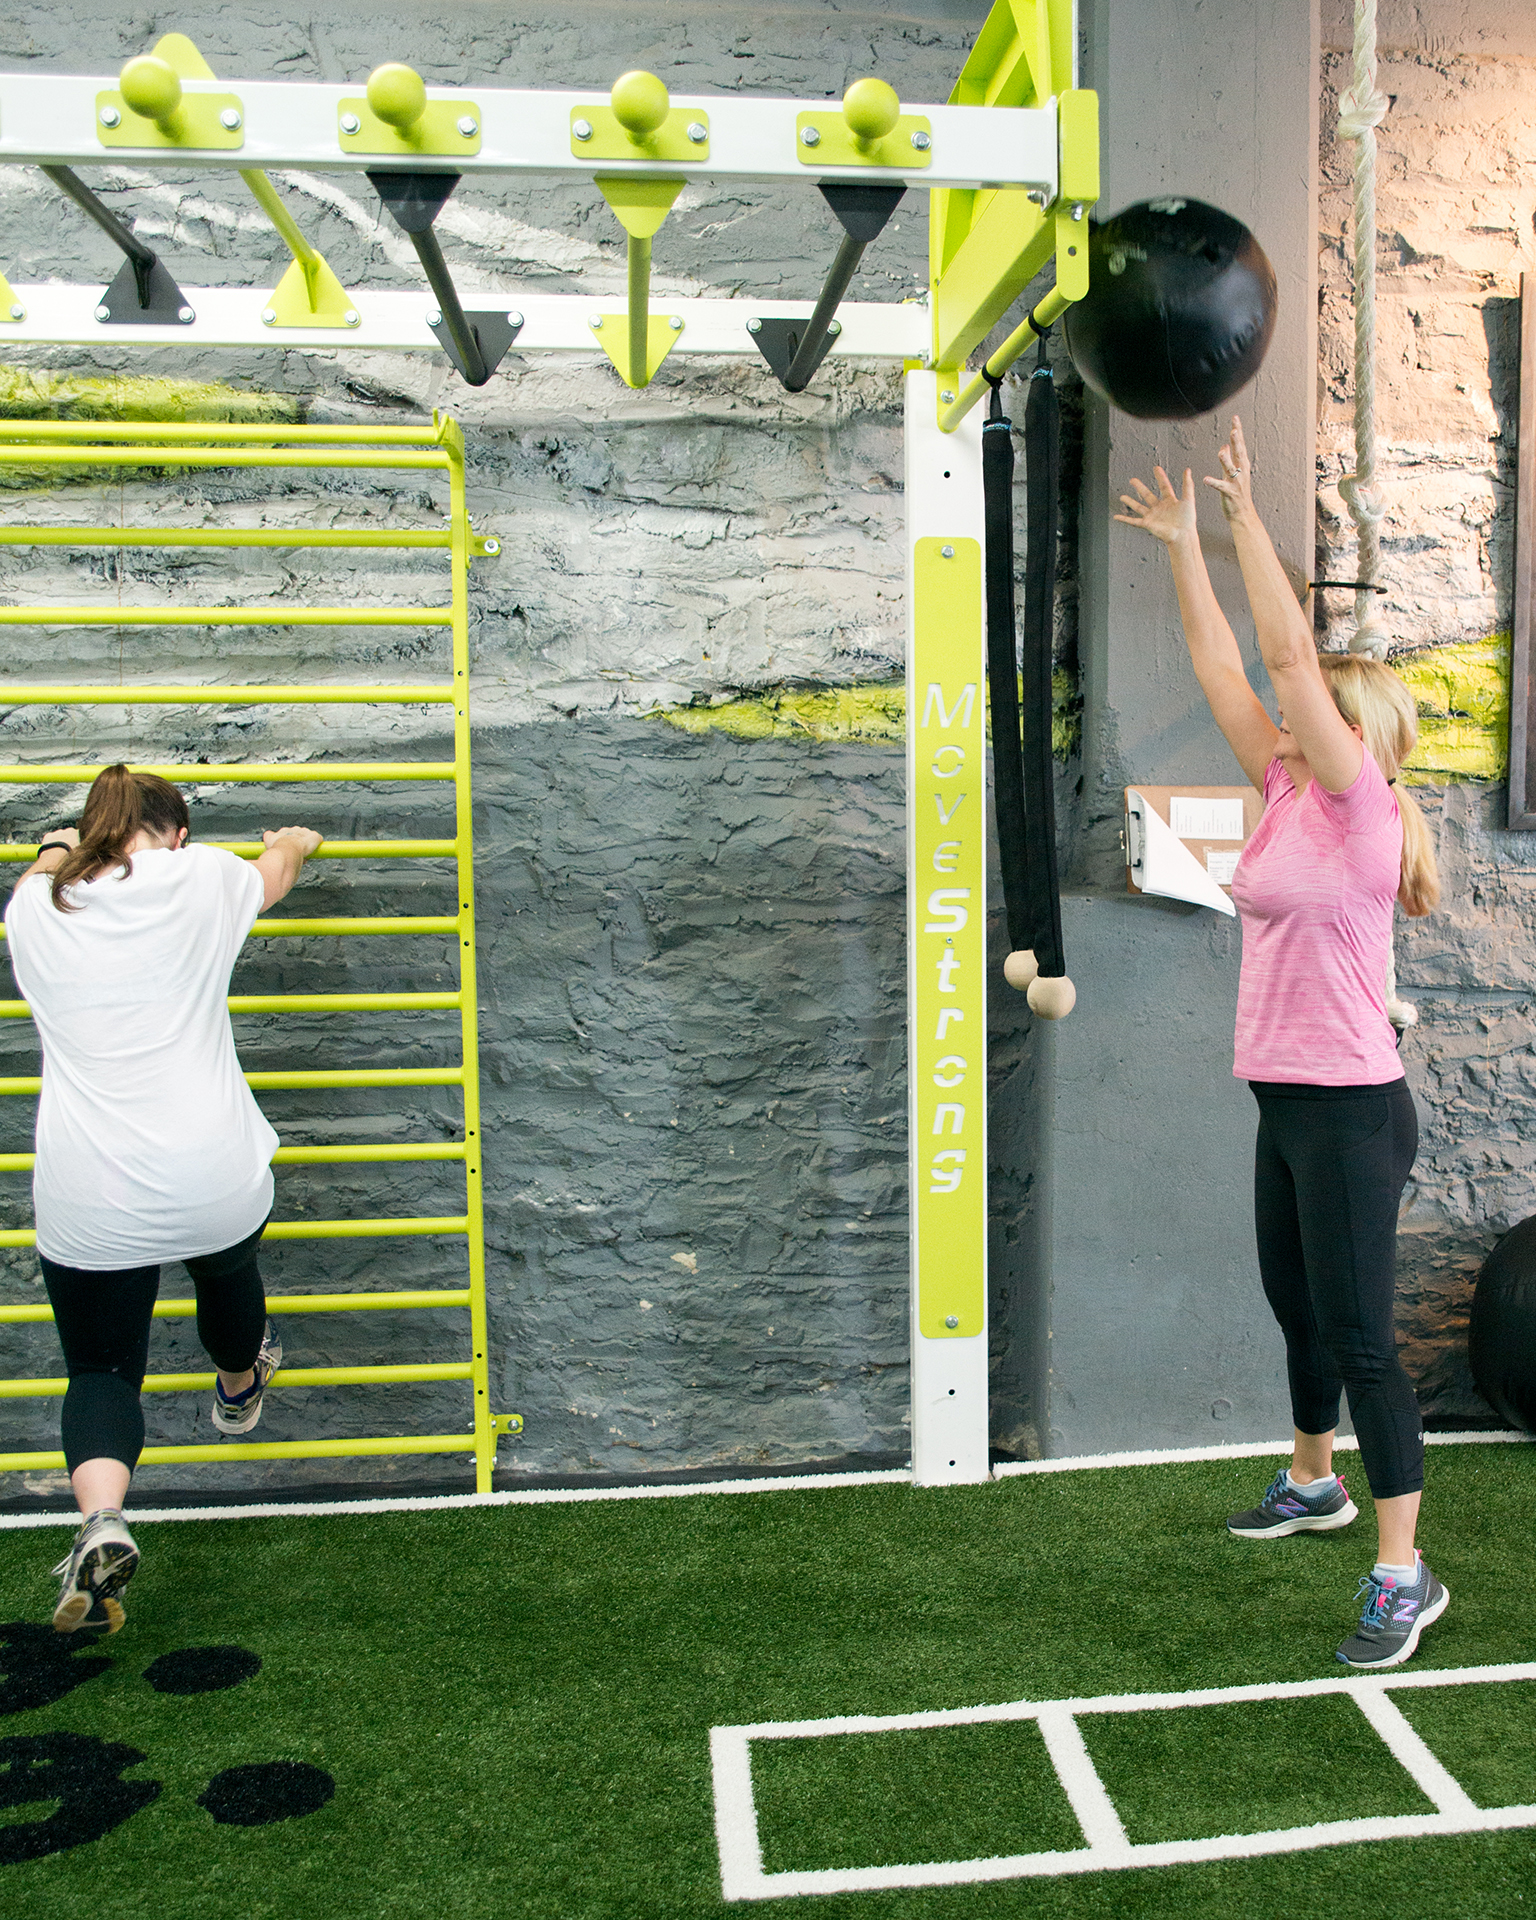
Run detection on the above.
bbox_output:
[0,413,512,1491]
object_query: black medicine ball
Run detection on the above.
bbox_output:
[1062,198,1278,420]
[1469,1214,1536,1433]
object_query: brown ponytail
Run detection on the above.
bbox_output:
[50,765,190,912]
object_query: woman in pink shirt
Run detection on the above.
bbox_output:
[1118,417,1443,1670]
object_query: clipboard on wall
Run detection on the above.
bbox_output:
[1124,784,1263,917]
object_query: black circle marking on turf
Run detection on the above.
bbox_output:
[198,1760,334,1826]
[0,1622,113,1716]
[0,1731,160,1863]
[143,1645,262,1695]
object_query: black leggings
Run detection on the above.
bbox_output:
[41,1220,268,1476]
[1251,1079,1423,1500]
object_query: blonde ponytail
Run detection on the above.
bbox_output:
[1317,654,1439,917]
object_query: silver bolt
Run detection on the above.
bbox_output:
[344,308,360,327]
[828,320,842,337]
[800,125,821,147]
[94,304,110,322]
[506,310,522,327]
[746,317,762,334]
[339,111,361,135]
[572,118,593,141]
[945,1314,959,1328]
[911,130,931,151]
[668,314,683,331]
[261,308,276,325]
[457,115,479,137]
[99,105,121,129]
[220,107,242,131]
[483,537,501,555]
[1027,189,1048,208]
[941,544,955,558]
[8,303,22,321]
[426,308,442,327]
[177,305,195,323]
[686,121,707,144]
[1071,202,1084,221]
[589,313,604,329]
[940,390,955,403]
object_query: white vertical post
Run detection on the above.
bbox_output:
[905,366,990,1486]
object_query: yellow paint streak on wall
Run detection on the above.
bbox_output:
[656,673,1083,757]
[0,364,300,424]
[1396,633,1509,786]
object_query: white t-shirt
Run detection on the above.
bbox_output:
[4,844,277,1269]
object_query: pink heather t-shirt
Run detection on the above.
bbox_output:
[1228,751,1404,1086]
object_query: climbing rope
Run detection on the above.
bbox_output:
[1338,0,1416,1029]
[1337,0,1390,661]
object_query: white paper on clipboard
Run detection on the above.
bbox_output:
[1125,789,1238,916]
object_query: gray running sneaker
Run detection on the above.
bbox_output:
[1228,1468,1358,1539]
[51,1508,139,1635]
[212,1320,283,1435]
[1336,1553,1448,1669]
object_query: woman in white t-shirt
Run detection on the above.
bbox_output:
[5,764,321,1633]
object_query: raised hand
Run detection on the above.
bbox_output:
[1114,466,1197,547]
[262,826,324,860]
[1204,414,1255,523]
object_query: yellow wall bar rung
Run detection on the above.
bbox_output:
[0,685,455,702]
[0,840,458,862]
[0,763,457,784]
[0,1290,474,1325]
[0,992,461,1018]
[0,1216,468,1248]
[0,1143,465,1172]
[249,915,461,936]
[0,422,443,445]
[0,610,451,629]
[0,448,448,473]
[0,1361,474,1399]
[0,1067,463,1096]
[0,1435,481,1471]
[0,528,455,550]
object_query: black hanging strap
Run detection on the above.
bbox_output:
[981,379,1032,956]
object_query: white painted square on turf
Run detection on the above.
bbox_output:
[710,1661,1536,1901]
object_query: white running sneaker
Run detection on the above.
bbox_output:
[212,1320,283,1435]
[52,1508,139,1635]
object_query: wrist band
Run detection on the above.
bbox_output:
[36,840,73,857]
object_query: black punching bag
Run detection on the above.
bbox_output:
[1062,198,1278,420]
[1470,1215,1536,1432]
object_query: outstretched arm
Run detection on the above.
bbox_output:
[255,826,323,910]
[1206,417,1362,794]
[1114,466,1278,790]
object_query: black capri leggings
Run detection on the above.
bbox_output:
[41,1219,269,1476]
[1251,1079,1423,1500]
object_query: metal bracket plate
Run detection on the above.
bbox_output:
[490,1412,523,1438]
[570,105,709,163]
[97,255,194,326]
[796,110,931,169]
[96,88,245,149]
[428,309,523,386]
[747,315,838,387]
[339,99,483,158]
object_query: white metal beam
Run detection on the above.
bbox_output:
[0,76,1059,196]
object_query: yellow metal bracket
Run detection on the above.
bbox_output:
[592,174,686,389]
[491,1413,524,1439]
[97,52,244,149]
[339,64,482,158]
[0,273,22,324]
[798,78,930,170]
[469,532,501,561]
[572,70,708,163]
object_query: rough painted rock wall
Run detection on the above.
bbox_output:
[0,2,1057,1496]
[1317,3,1536,1414]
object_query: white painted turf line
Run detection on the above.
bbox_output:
[0,1430,1523,1531]
[712,1661,1536,1901]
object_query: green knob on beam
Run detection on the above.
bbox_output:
[120,54,184,131]
[842,76,900,149]
[367,63,428,133]
[611,69,670,143]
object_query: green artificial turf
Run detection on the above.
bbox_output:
[0,1443,1531,1919]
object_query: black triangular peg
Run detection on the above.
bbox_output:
[367,170,461,235]
[97,254,194,325]
[747,315,839,388]
[428,309,523,387]
[818,183,905,245]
